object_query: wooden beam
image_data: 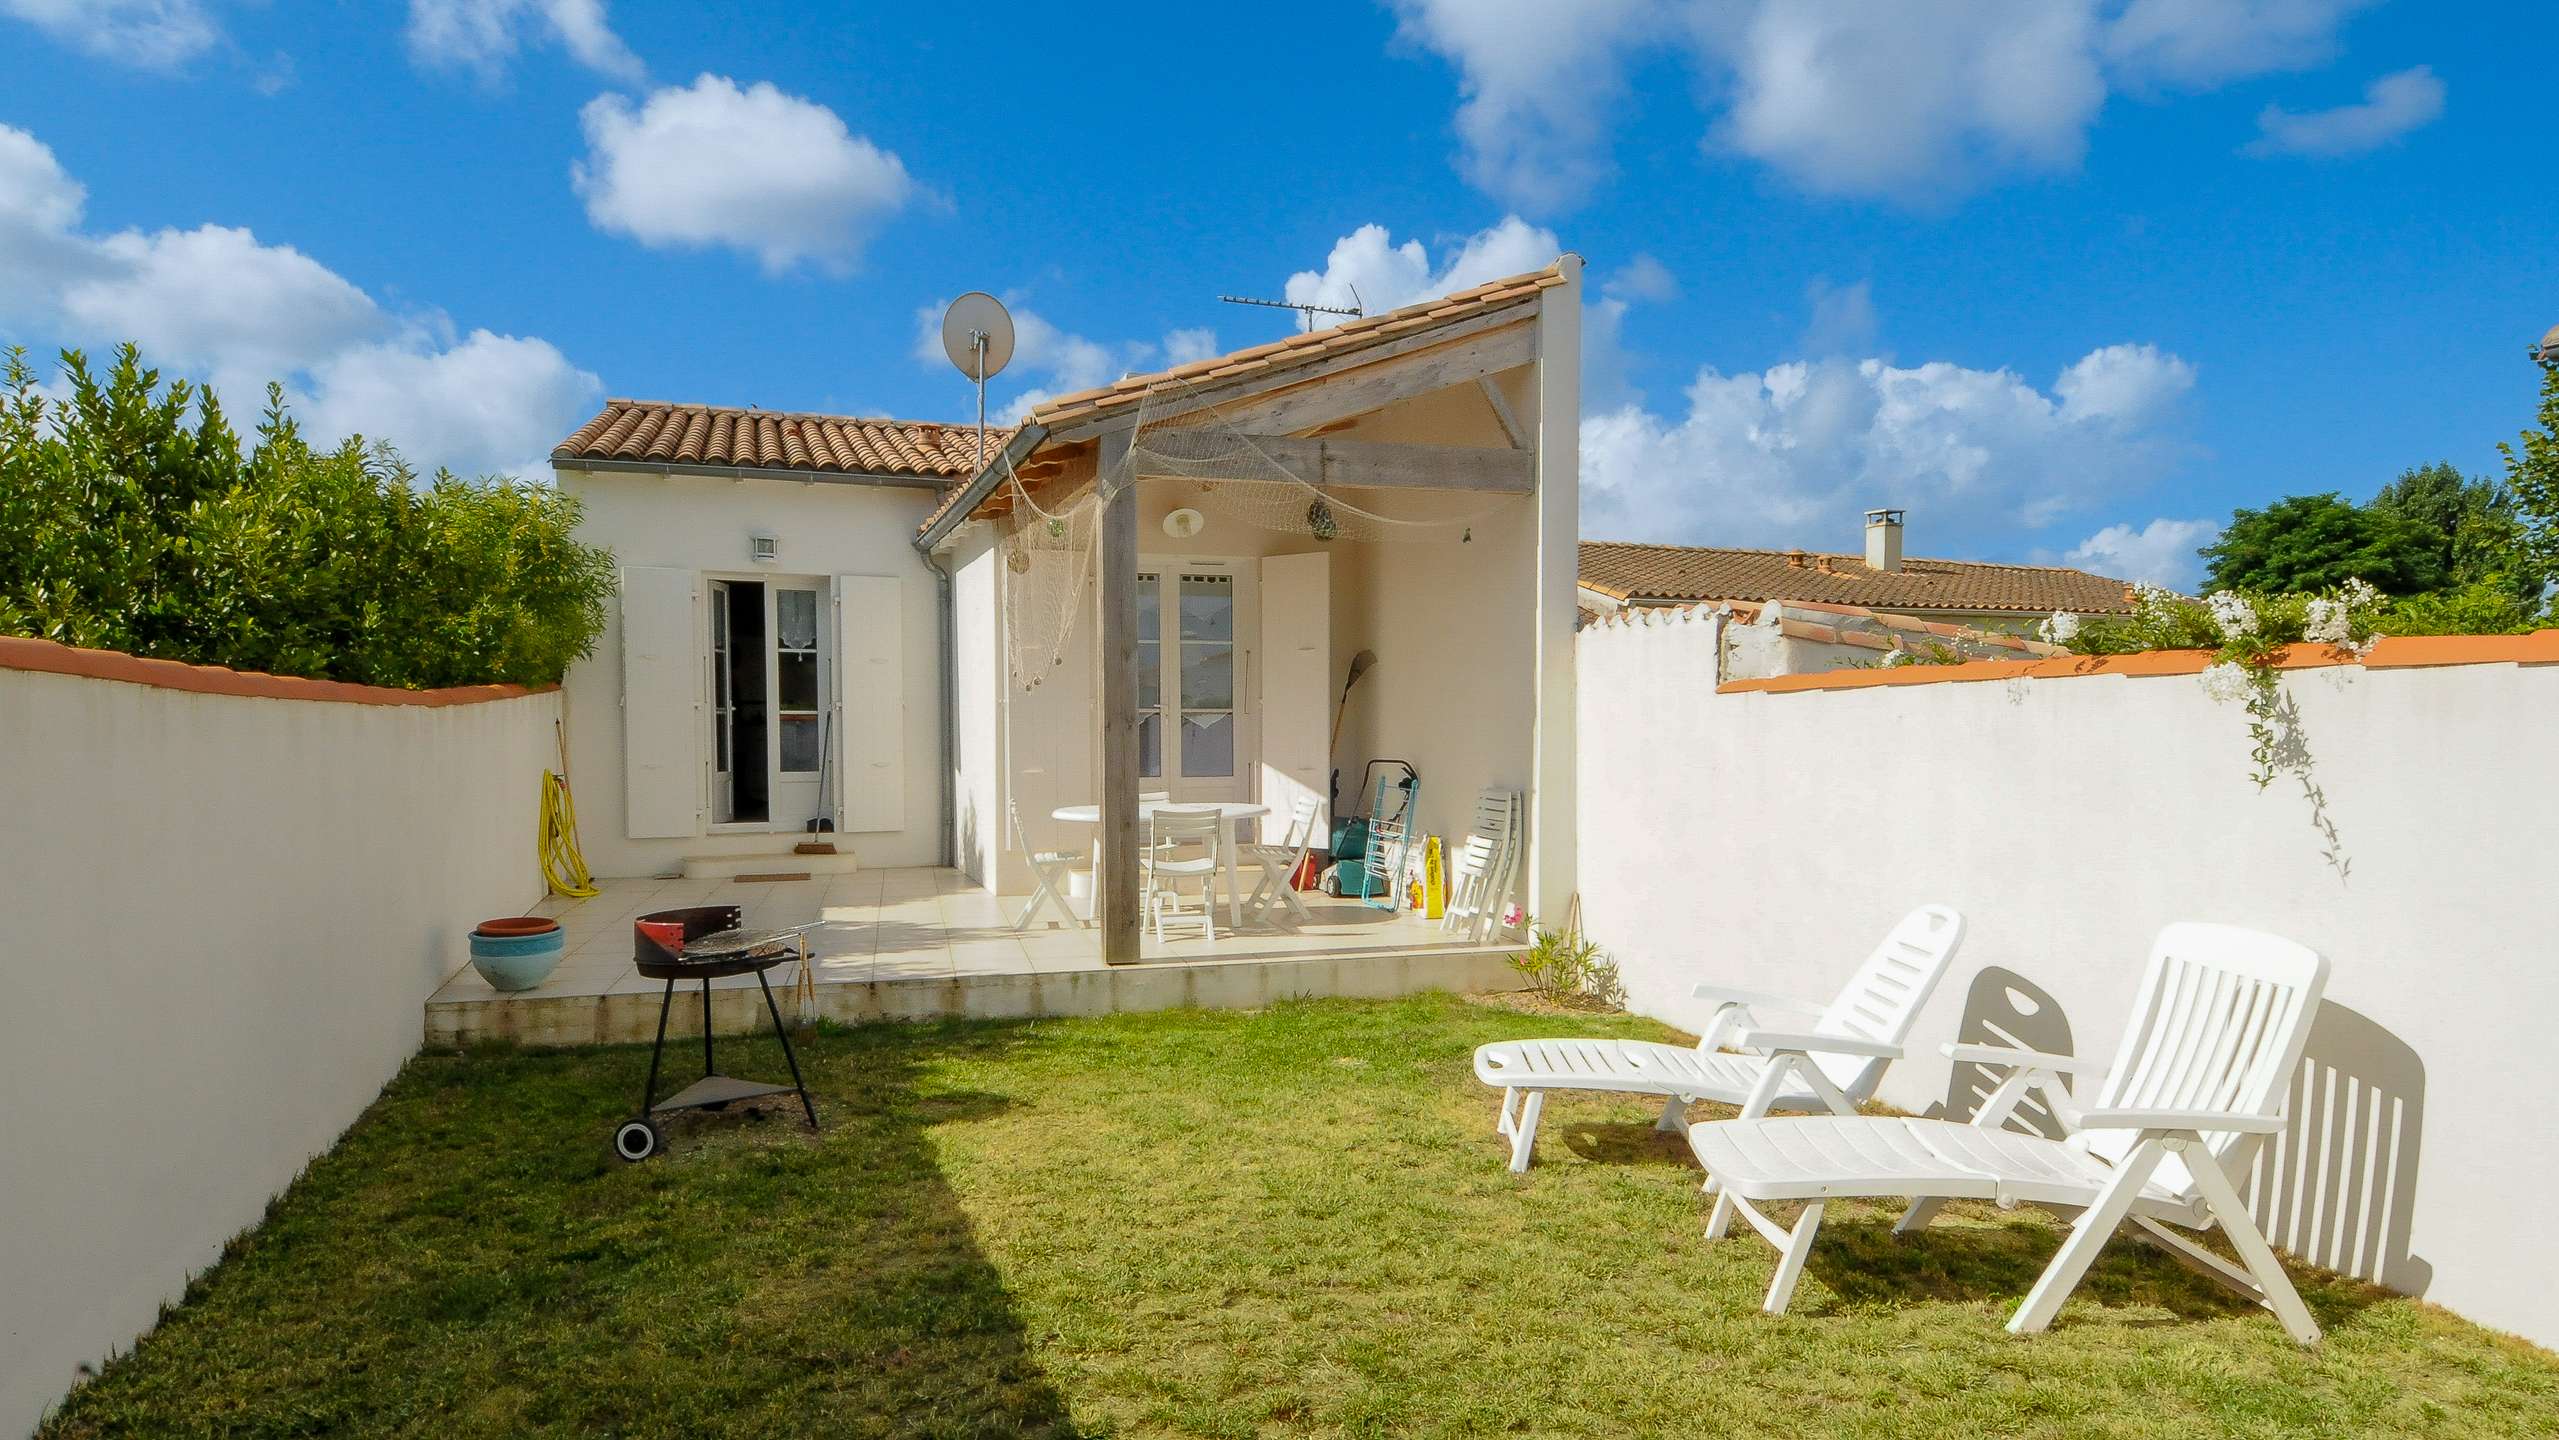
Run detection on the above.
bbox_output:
[1094,431,1142,965]
[1477,375,1527,450]
[1043,305,1538,445]
[1133,430,1533,493]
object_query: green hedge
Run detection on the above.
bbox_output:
[1,345,614,689]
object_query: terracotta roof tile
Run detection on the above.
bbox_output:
[1015,261,1568,436]
[554,400,994,481]
[915,258,1574,539]
[1582,539,2137,616]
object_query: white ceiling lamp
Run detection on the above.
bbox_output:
[1162,507,1205,540]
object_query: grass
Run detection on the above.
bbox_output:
[41,994,2559,1438]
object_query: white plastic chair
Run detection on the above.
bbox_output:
[1473,906,1965,1172]
[1240,795,1321,927]
[1687,923,2331,1343]
[1444,789,1521,940]
[1141,805,1224,944]
[1008,798,1085,931]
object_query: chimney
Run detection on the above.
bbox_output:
[1784,548,1808,569]
[1864,508,1905,572]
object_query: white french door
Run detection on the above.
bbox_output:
[1134,563,1252,801]
[706,576,828,831]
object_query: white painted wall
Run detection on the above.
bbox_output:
[1577,606,2559,1349]
[0,666,556,1436]
[944,381,1555,903]
[558,467,945,876]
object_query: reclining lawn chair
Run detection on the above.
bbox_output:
[1471,906,1964,1172]
[1686,922,2329,1344]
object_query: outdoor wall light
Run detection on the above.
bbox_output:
[749,533,779,564]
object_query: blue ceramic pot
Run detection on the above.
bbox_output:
[469,926,566,991]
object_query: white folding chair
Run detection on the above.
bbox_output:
[1008,798,1085,931]
[1444,788,1522,940]
[1141,805,1225,944]
[1240,795,1321,928]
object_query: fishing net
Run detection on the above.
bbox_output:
[994,373,1523,691]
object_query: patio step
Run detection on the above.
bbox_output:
[680,850,861,880]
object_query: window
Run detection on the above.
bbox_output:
[1177,573,1234,778]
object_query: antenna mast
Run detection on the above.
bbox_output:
[1220,292,1364,332]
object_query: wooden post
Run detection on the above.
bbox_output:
[1095,429,1142,964]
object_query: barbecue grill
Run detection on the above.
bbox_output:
[612,904,820,1162]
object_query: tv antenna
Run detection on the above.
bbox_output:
[1220,286,1363,332]
[940,292,1015,466]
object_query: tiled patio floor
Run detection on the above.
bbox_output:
[427,868,1516,1046]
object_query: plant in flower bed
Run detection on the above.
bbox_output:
[0,345,615,688]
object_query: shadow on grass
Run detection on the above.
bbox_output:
[1796,1209,2391,1333]
[40,1020,1094,1440]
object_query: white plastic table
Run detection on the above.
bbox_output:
[1052,800,1271,930]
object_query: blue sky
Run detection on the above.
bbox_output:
[3,1,2552,588]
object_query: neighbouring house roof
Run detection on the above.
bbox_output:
[1579,540,2137,616]
[1582,597,2068,666]
[914,259,1574,540]
[554,400,996,481]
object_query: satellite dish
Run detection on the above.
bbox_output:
[1162,507,1205,540]
[941,292,1015,381]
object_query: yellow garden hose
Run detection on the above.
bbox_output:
[541,769,599,898]
[540,717,599,898]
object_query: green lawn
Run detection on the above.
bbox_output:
[42,995,2559,1438]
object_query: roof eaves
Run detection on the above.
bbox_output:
[914,422,1049,552]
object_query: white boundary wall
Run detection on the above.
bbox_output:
[1578,608,2559,1350]
[0,663,557,1434]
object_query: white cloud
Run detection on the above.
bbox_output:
[2247,65,2444,158]
[0,0,219,70]
[2104,0,2379,88]
[2065,516,2222,590]
[405,0,645,85]
[1282,215,1560,319]
[2053,341,2196,424]
[1391,0,2399,207]
[1800,277,1878,356]
[1579,343,2195,558]
[0,124,599,480]
[301,330,601,480]
[1697,0,2106,204]
[574,75,914,274]
[1386,0,1668,212]
[1162,327,1220,366]
[1604,253,1679,304]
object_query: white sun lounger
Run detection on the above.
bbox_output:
[1471,906,1965,1172]
[1688,922,2329,1344]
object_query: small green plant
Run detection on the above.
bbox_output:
[1506,920,1621,1009]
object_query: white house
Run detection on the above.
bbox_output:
[552,257,1584,963]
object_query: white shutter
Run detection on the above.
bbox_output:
[620,566,703,839]
[835,574,905,833]
[1256,552,1330,840]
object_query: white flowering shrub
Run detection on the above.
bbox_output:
[2035,610,2080,645]
[2066,579,2388,787]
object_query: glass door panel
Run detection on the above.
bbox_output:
[775,588,822,775]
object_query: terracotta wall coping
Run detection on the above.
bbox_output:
[0,636,557,707]
[1718,631,2559,696]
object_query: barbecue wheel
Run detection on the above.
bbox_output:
[612,1117,666,1163]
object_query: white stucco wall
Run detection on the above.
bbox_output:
[0,663,557,1436]
[558,467,946,877]
[1576,607,2559,1349]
